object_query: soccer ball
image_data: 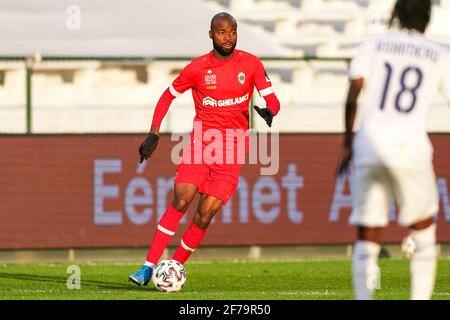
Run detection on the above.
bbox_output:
[151,259,187,292]
[401,235,416,259]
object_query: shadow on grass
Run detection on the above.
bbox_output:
[0,272,154,292]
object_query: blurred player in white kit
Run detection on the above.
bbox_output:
[338,0,450,300]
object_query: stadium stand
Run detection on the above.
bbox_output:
[0,0,449,133]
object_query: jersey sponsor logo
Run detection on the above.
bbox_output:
[203,96,217,107]
[205,70,217,85]
[202,93,250,107]
[238,72,245,84]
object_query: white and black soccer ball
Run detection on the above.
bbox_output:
[401,235,416,259]
[151,259,187,292]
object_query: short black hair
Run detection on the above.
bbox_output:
[210,12,237,30]
[389,0,432,33]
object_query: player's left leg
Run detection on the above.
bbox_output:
[352,227,383,300]
[350,166,393,300]
[171,194,223,263]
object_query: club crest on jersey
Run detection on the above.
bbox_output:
[238,72,245,84]
[205,70,216,85]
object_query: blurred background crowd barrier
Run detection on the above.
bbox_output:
[0,0,449,253]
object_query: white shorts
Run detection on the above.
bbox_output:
[349,165,439,227]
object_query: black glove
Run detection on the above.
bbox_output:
[253,106,274,127]
[139,133,160,163]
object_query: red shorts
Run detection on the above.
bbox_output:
[174,162,241,205]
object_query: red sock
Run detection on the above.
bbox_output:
[145,205,184,264]
[172,222,207,264]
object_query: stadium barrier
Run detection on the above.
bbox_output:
[1,133,449,250]
[0,55,352,134]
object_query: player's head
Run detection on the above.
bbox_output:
[209,12,237,57]
[389,0,432,34]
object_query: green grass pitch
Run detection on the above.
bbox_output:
[0,259,448,300]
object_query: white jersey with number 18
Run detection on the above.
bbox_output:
[349,30,450,168]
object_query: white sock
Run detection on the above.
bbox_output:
[352,240,381,300]
[410,223,437,300]
[144,261,155,268]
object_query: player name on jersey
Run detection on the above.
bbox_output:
[376,40,440,63]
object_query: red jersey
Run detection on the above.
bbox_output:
[168,50,275,134]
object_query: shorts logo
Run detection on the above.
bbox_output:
[203,96,217,107]
[205,70,217,85]
[238,72,245,84]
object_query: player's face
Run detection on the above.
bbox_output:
[209,19,237,57]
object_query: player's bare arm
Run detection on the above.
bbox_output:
[338,77,363,175]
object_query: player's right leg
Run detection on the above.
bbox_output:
[128,183,198,286]
[407,218,437,300]
[393,165,439,300]
[349,166,393,300]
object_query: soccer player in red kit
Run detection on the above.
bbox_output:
[129,12,280,286]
